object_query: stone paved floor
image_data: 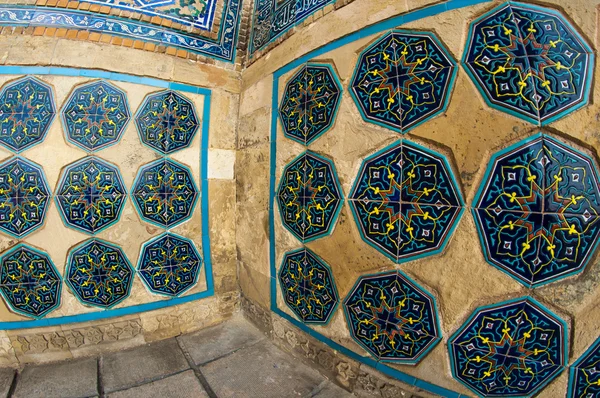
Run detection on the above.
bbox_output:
[0,315,354,398]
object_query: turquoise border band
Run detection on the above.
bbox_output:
[269,1,491,397]
[0,66,214,330]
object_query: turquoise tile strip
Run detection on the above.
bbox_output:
[268,1,491,396]
[0,65,214,329]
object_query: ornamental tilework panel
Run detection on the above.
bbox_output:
[276,151,343,243]
[463,2,594,125]
[0,157,51,238]
[278,248,338,324]
[343,271,440,364]
[135,91,200,155]
[55,157,127,235]
[473,134,600,287]
[0,77,56,153]
[348,140,463,262]
[279,63,342,145]
[350,30,456,134]
[448,297,567,397]
[137,232,203,297]
[131,158,199,228]
[65,239,134,309]
[0,244,61,319]
[569,336,600,398]
[61,80,131,152]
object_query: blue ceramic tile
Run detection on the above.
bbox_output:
[279,63,342,145]
[55,157,127,235]
[569,336,600,398]
[61,80,130,152]
[278,248,338,324]
[343,271,440,364]
[0,157,51,238]
[135,90,200,155]
[137,232,203,297]
[350,30,456,133]
[0,76,56,152]
[131,158,198,229]
[0,244,61,319]
[463,2,594,125]
[65,238,133,309]
[448,297,567,397]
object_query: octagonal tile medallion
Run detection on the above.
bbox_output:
[569,336,600,398]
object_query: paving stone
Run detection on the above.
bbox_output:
[13,358,97,398]
[108,370,208,398]
[201,339,325,398]
[178,315,265,365]
[101,338,189,393]
[313,381,354,397]
[0,368,13,398]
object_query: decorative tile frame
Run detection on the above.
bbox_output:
[568,336,600,398]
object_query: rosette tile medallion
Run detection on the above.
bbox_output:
[0,157,51,238]
[135,90,200,155]
[350,30,456,134]
[448,297,567,397]
[131,159,198,228]
[0,244,61,319]
[473,134,600,287]
[137,232,203,297]
[569,336,600,398]
[0,76,56,152]
[276,151,343,242]
[65,239,134,309]
[349,140,463,262]
[55,157,127,235]
[278,248,339,324]
[343,270,440,364]
[463,2,594,125]
[61,80,131,152]
[279,63,343,145]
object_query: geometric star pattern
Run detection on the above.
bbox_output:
[276,151,343,243]
[278,63,342,145]
[448,297,567,397]
[472,133,600,287]
[0,244,61,319]
[55,157,127,234]
[278,248,338,324]
[349,140,463,262]
[569,336,600,398]
[61,80,131,152]
[65,238,134,309]
[135,90,200,155]
[0,76,56,152]
[463,2,594,125]
[350,30,456,134]
[0,157,51,238]
[343,270,440,364]
[131,159,198,228]
[137,232,203,297]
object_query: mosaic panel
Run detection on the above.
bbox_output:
[348,140,463,262]
[276,151,343,242]
[278,248,338,324]
[0,244,61,319]
[463,2,594,125]
[350,30,456,134]
[0,157,51,238]
[55,157,127,235]
[65,238,134,309]
[473,134,600,287]
[131,158,198,228]
[448,297,567,397]
[61,80,131,152]
[135,91,200,155]
[343,270,440,364]
[0,76,56,153]
[137,232,203,297]
[569,336,600,398]
[279,63,342,145]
